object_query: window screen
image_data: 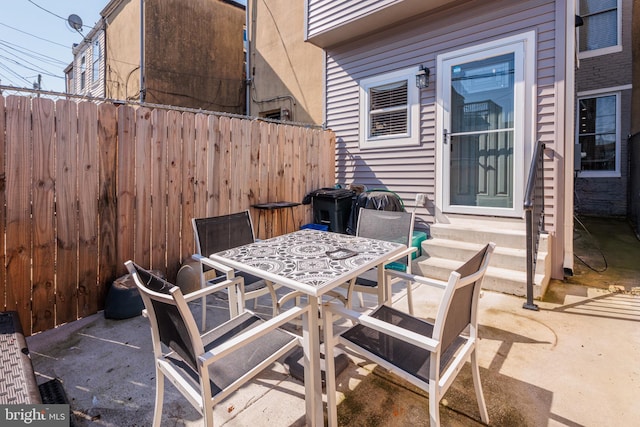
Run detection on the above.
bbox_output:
[368,81,408,137]
[579,0,618,52]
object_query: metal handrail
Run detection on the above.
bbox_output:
[523,140,546,310]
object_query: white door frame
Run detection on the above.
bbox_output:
[436,31,536,218]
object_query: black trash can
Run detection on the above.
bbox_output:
[311,188,354,233]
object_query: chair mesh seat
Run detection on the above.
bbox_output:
[168,311,297,397]
[341,305,465,384]
[353,269,378,288]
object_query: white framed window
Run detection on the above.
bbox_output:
[92,40,101,83]
[576,89,621,178]
[359,67,421,149]
[578,0,621,58]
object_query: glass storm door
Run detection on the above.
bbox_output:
[439,36,528,216]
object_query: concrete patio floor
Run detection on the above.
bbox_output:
[26,216,640,426]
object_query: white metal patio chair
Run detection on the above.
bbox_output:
[191,211,279,328]
[125,261,305,427]
[344,208,417,313]
[323,242,495,427]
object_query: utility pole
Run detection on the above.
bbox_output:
[33,74,42,97]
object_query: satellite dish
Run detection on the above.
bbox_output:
[67,14,83,32]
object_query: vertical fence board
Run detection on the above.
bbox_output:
[275,127,286,234]
[248,120,261,213]
[55,99,79,324]
[205,115,218,216]
[267,123,279,207]
[77,102,99,317]
[257,121,269,206]
[194,113,209,218]
[0,97,6,311]
[151,109,168,271]
[229,118,243,214]
[135,108,152,266]
[5,96,32,329]
[31,98,56,333]
[166,111,183,278]
[97,103,118,307]
[217,117,231,215]
[291,126,303,230]
[298,127,309,227]
[243,120,257,208]
[208,115,222,216]
[181,113,196,263]
[117,106,136,274]
[281,125,295,234]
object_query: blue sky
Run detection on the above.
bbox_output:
[1,1,104,92]
[1,0,247,93]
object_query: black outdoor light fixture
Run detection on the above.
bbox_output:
[416,65,430,89]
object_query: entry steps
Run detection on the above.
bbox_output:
[412,218,550,299]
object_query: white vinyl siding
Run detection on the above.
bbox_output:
[72,30,105,97]
[325,0,558,227]
[307,0,397,39]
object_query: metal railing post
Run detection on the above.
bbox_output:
[523,141,545,311]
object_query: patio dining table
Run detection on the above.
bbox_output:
[209,228,407,426]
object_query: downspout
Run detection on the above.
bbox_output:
[102,20,107,99]
[563,0,577,276]
[140,0,145,102]
[245,0,254,115]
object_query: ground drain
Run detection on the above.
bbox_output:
[39,378,76,426]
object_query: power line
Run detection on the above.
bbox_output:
[0,22,70,48]
[27,0,93,31]
[0,54,63,79]
[0,39,68,66]
[0,62,32,86]
[0,70,21,86]
[27,0,67,21]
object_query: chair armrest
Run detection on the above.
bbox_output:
[198,304,308,367]
[276,290,305,308]
[384,269,448,289]
[182,276,243,303]
[191,254,235,280]
[323,302,440,352]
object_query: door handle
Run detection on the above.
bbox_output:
[443,129,449,144]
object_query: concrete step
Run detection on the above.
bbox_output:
[412,256,547,299]
[429,222,549,253]
[421,238,548,275]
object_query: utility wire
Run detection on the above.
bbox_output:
[0,70,20,86]
[0,39,67,66]
[27,0,93,31]
[0,48,64,76]
[0,55,63,79]
[0,62,32,85]
[0,22,69,48]
[27,0,66,21]
[573,215,608,273]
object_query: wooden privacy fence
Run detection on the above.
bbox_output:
[0,95,335,335]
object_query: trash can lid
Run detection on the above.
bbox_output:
[311,188,354,199]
